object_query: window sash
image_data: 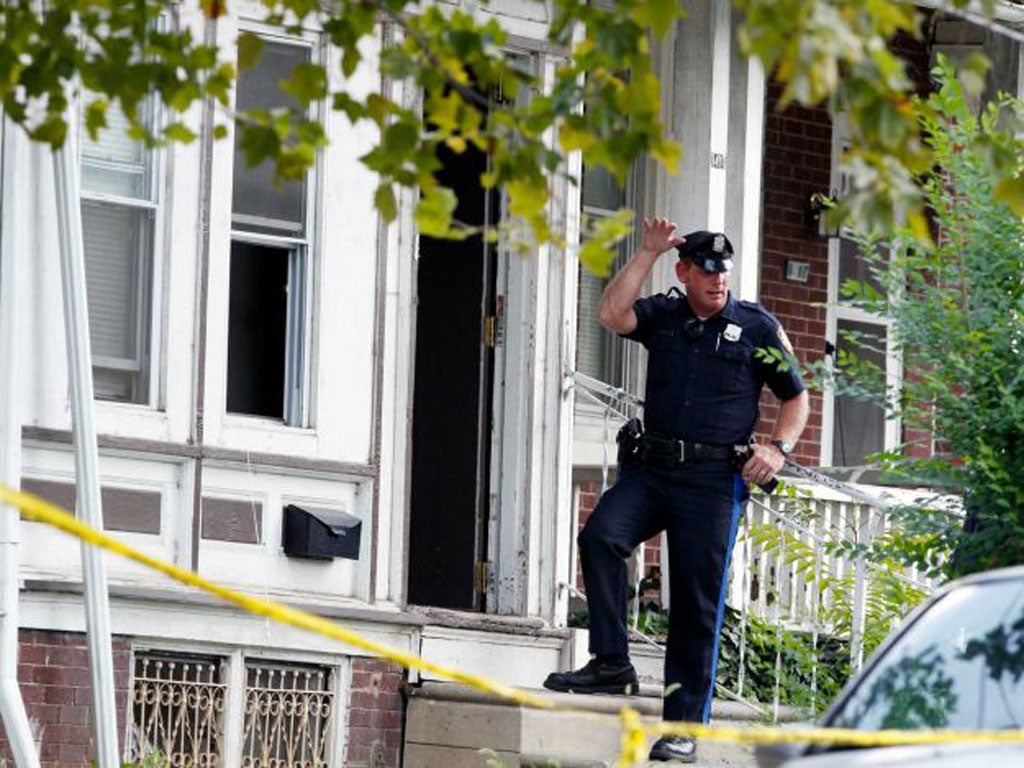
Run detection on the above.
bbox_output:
[227,32,318,427]
[78,88,159,406]
[825,112,900,464]
[231,37,312,237]
[81,198,154,403]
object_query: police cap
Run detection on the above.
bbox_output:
[676,230,734,274]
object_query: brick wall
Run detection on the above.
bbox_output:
[757,86,832,468]
[0,629,130,768]
[346,658,405,768]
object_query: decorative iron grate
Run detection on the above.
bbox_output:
[241,662,334,767]
[128,652,227,767]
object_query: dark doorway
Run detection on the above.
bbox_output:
[408,136,498,610]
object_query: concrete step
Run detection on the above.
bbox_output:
[403,682,777,768]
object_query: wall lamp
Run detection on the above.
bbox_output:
[805,190,840,239]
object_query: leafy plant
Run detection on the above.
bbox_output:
[717,604,851,714]
[805,58,1024,578]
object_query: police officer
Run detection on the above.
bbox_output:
[545,217,809,763]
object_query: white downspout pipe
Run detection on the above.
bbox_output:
[52,133,120,765]
[0,121,42,768]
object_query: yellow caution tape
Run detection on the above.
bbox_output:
[4,481,1024,767]
[645,719,1024,747]
[0,484,552,711]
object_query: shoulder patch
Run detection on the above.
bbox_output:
[776,324,794,355]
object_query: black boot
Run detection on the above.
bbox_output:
[648,736,697,763]
[542,657,638,695]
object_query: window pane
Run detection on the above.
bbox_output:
[227,241,289,419]
[576,268,618,384]
[832,319,886,466]
[582,164,621,212]
[838,236,885,300]
[81,100,150,199]
[232,40,309,235]
[82,200,152,402]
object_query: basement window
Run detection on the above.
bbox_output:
[127,652,227,763]
[227,37,315,425]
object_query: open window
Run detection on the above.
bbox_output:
[227,37,314,425]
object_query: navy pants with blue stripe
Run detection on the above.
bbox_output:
[579,459,746,723]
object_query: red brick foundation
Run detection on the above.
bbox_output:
[0,629,130,768]
[346,658,405,767]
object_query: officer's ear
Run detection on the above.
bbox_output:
[675,258,691,285]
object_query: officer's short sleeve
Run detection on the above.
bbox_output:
[756,322,806,401]
[620,295,659,346]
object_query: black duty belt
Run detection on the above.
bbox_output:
[640,433,733,465]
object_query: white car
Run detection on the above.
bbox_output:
[756,565,1024,768]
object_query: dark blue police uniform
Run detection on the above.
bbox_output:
[578,291,805,723]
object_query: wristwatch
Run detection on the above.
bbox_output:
[770,438,793,457]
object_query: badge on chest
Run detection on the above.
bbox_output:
[723,323,742,342]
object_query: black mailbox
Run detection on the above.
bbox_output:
[282,504,361,560]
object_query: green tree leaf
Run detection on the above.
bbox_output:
[237,31,263,71]
[375,182,397,222]
[415,186,457,238]
[164,122,197,143]
[281,62,328,105]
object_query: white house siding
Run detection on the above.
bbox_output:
[2,4,583,764]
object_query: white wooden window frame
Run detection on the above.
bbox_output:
[821,114,901,467]
[226,26,321,429]
[78,90,166,408]
[204,8,380,461]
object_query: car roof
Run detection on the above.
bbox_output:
[943,564,1024,586]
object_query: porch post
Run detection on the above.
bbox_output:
[656,0,766,301]
[0,118,43,768]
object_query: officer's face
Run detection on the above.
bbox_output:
[676,260,730,316]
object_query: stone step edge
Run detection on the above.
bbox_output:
[406,680,806,723]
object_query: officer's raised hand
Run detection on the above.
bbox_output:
[598,217,685,335]
[639,216,686,258]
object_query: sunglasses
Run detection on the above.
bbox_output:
[692,256,733,274]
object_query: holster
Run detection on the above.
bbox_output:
[616,417,643,471]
